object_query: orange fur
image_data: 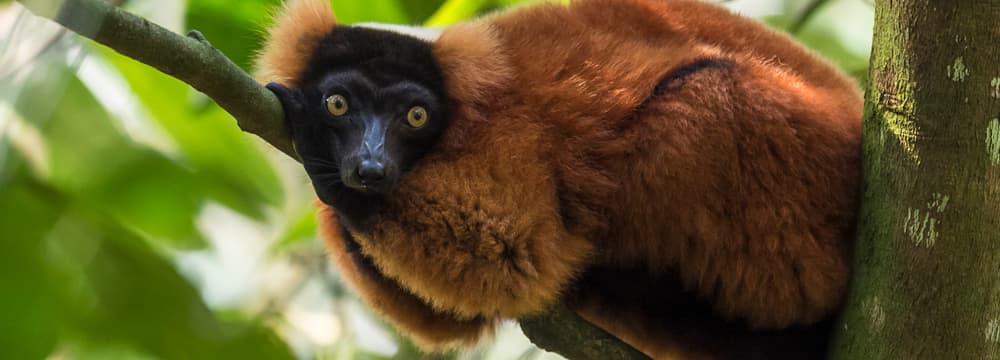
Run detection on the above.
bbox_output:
[258,0,862,357]
[317,203,495,350]
[254,0,335,86]
[432,21,513,107]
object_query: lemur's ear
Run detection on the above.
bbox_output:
[266,82,307,120]
[264,82,307,158]
[433,21,513,106]
[254,0,336,87]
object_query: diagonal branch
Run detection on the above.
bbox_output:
[521,304,651,360]
[17,0,296,159]
[15,0,649,359]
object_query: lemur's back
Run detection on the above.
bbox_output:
[255,0,863,358]
[476,1,861,358]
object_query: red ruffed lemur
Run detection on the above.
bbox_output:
[255,0,862,358]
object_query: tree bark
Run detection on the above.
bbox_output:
[831,0,1000,358]
[521,304,650,360]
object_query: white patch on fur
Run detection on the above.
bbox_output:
[353,23,443,43]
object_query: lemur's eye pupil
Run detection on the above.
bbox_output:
[326,94,349,116]
[407,106,429,128]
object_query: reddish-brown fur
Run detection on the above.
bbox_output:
[317,202,496,349]
[254,0,336,86]
[256,0,862,357]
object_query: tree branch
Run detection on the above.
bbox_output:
[16,0,649,359]
[521,304,651,360]
[17,0,296,159]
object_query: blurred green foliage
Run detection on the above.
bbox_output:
[0,0,872,359]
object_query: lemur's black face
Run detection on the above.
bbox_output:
[267,26,449,217]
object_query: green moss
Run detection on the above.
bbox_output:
[988,118,1000,165]
[948,57,970,82]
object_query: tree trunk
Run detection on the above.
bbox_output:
[831,0,1000,358]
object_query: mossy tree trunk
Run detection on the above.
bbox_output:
[831,0,1000,358]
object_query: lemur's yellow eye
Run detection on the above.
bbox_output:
[326,94,349,116]
[407,106,428,128]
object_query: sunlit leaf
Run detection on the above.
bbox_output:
[74,227,294,359]
[0,169,294,360]
[333,0,411,24]
[185,0,281,71]
[271,204,319,253]
[0,177,71,360]
[56,340,158,360]
[397,0,447,23]
[763,10,870,81]
[12,64,209,248]
[101,48,283,220]
[424,0,491,26]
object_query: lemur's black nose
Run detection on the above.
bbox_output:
[357,160,386,184]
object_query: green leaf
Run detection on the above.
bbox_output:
[101,48,283,220]
[11,64,209,248]
[0,177,72,360]
[0,167,294,359]
[271,204,319,253]
[397,0,447,23]
[56,340,158,360]
[74,227,294,360]
[185,0,282,71]
[333,0,411,24]
[763,7,870,82]
[424,0,492,26]
[77,151,209,247]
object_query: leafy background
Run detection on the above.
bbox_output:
[0,0,873,359]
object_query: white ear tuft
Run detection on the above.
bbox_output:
[353,23,444,43]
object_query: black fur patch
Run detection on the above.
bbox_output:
[629,57,735,114]
[339,223,382,279]
[337,222,480,322]
[298,26,446,94]
[568,266,832,359]
[651,58,736,97]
